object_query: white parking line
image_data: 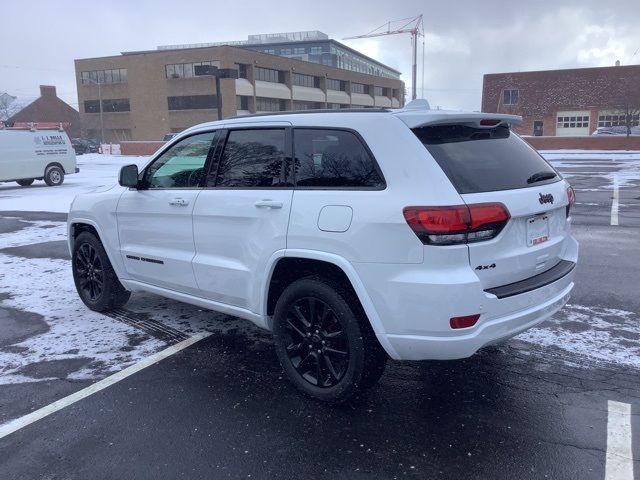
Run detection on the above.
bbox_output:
[611,175,619,226]
[605,400,634,480]
[0,333,210,440]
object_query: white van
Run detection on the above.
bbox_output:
[0,128,78,186]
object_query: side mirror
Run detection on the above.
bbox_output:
[119,164,139,188]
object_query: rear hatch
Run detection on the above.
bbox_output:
[410,119,571,290]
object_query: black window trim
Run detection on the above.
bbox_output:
[138,130,220,190]
[291,127,387,191]
[204,126,294,190]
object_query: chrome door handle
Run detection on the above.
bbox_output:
[169,198,189,206]
[254,199,283,209]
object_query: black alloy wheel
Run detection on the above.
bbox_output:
[75,242,104,302]
[283,296,350,388]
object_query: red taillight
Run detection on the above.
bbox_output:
[403,203,510,245]
[479,119,501,126]
[450,314,480,329]
[566,186,576,218]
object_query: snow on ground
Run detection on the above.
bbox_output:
[0,154,148,213]
[541,150,640,189]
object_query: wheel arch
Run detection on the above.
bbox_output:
[262,250,398,358]
[44,162,65,176]
[68,218,128,283]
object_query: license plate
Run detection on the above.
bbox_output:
[527,214,549,247]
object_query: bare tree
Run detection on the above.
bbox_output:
[0,93,19,123]
[611,75,640,137]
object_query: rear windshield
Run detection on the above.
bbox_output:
[412,124,560,194]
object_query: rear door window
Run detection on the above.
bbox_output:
[293,128,385,189]
[412,124,559,193]
[211,128,291,188]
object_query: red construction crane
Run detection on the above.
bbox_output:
[343,14,424,100]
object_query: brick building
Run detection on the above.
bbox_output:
[482,64,640,137]
[0,85,80,138]
[75,34,404,142]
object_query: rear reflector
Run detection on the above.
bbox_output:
[450,314,480,329]
[403,203,510,245]
[566,185,576,218]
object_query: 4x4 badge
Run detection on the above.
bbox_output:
[539,193,554,205]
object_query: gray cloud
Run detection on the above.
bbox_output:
[1,0,638,111]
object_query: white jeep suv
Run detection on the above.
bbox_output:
[68,106,578,402]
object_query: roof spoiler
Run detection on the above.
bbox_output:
[394,111,523,129]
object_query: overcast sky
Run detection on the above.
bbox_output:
[1,0,639,111]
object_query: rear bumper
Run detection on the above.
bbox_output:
[381,280,573,360]
[353,235,578,361]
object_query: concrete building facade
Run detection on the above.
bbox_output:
[482,64,640,137]
[75,44,405,142]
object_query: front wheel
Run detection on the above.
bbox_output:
[16,179,34,186]
[272,277,387,403]
[72,231,131,312]
[44,165,64,186]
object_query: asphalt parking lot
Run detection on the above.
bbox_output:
[0,154,639,479]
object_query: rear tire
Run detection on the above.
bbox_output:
[44,165,64,186]
[16,179,34,186]
[272,276,387,403]
[72,231,131,312]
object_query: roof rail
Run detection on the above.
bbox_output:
[229,108,391,119]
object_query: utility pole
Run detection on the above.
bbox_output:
[344,14,424,100]
[194,65,239,120]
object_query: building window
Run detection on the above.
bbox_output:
[84,100,100,113]
[167,95,216,110]
[255,67,284,83]
[597,112,640,127]
[293,100,322,110]
[293,47,306,54]
[374,86,388,96]
[236,95,249,111]
[234,63,248,79]
[256,97,287,112]
[81,69,128,85]
[503,89,519,105]
[327,103,342,110]
[326,79,345,91]
[557,114,589,129]
[351,83,368,94]
[84,99,130,113]
[309,46,323,54]
[101,98,130,112]
[165,61,217,79]
[292,73,319,88]
[392,88,400,99]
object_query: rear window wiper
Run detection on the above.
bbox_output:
[527,171,557,184]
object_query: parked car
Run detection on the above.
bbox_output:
[67,106,578,402]
[71,138,100,155]
[592,126,640,136]
[0,128,78,186]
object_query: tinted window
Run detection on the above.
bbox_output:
[167,95,216,111]
[213,129,290,188]
[145,132,214,188]
[293,129,384,188]
[413,125,559,194]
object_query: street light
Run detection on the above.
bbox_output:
[194,65,239,120]
[85,77,105,145]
